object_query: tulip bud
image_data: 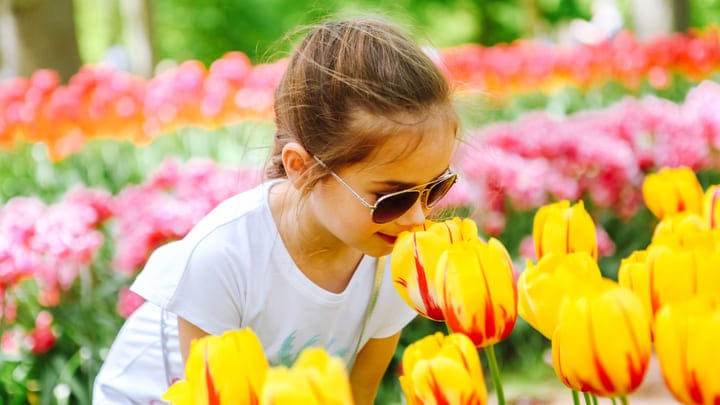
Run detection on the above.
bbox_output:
[642,167,703,220]
[435,238,517,347]
[533,200,597,260]
[551,284,651,397]
[400,332,486,405]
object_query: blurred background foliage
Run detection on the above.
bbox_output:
[69,0,720,71]
[5,0,720,81]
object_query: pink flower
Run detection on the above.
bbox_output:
[117,287,145,318]
[28,311,56,355]
[1,329,23,356]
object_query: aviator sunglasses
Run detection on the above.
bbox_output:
[314,156,458,224]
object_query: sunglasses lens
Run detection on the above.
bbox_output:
[425,174,457,208]
[372,191,421,223]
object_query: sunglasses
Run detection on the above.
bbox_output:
[314,156,458,224]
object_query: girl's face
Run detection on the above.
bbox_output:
[307,116,457,258]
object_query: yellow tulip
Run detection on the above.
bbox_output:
[642,166,703,220]
[551,283,651,397]
[430,216,480,242]
[533,200,597,260]
[703,185,720,229]
[618,245,720,329]
[517,252,603,339]
[163,328,269,405]
[654,297,720,405]
[617,250,653,327]
[260,348,353,405]
[435,238,516,347]
[400,332,486,405]
[650,213,715,251]
[392,217,480,320]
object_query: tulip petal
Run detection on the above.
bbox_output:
[392,229,453,320]
[436,239,517,347]
[533,200,597,260]
[401,332,486,405]
[518,252,602,339]
[552,285,651,397]
[655,298,720,405]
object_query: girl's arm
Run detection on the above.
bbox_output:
[349,332,402,405]
[178,316,210,364]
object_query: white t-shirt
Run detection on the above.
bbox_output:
[93,180,416,403]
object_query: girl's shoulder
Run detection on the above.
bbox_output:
[130,180,284,306]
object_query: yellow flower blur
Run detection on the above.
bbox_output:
[654,297,720,405]
[551,284,651,397]
[517,252,603,339]
[391,217,480,320]
[642,166,703,220]
[400,332,486,405]
[703,185,720,229]
[163,328,269,405]
[260,348,353,405]
[650,213,716,251]
[533,200,597,260]
[435,238,517,347]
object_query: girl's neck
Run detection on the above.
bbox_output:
[269,181,363,293]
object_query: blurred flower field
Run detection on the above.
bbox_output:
[2,27,720,404]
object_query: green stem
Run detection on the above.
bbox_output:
[591,394,599,405]
[620,396,629,405]
[583,392,592,405]
[485,344,505,405]
[611,398,618,405]
[572,390,581,405]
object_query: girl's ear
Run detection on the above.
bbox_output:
[281,142,313,189]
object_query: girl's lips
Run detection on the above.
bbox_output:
[378,233,397,245]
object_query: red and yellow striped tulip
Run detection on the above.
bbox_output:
[163,328,269,405]
[642,166,703,220]
[260,348,353,405]
[654,296,720,405]
[533,200,597,260]
[435,238,517,347]
[619,245,720,328]
[551,283,651,397]
[400,332,486,405]
[392,218,480,320]
[517,252,603,339]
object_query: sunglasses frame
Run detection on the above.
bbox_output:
[313,156,457,223]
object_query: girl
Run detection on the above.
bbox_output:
[93,16,459,404]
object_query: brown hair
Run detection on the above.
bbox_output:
[266,16,457,192]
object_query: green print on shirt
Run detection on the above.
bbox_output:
[274,332,350,367]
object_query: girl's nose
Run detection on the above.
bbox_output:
[394,198,427,227]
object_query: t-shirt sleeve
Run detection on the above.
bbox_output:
[369,257,417,339]
[162,234,246,335]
